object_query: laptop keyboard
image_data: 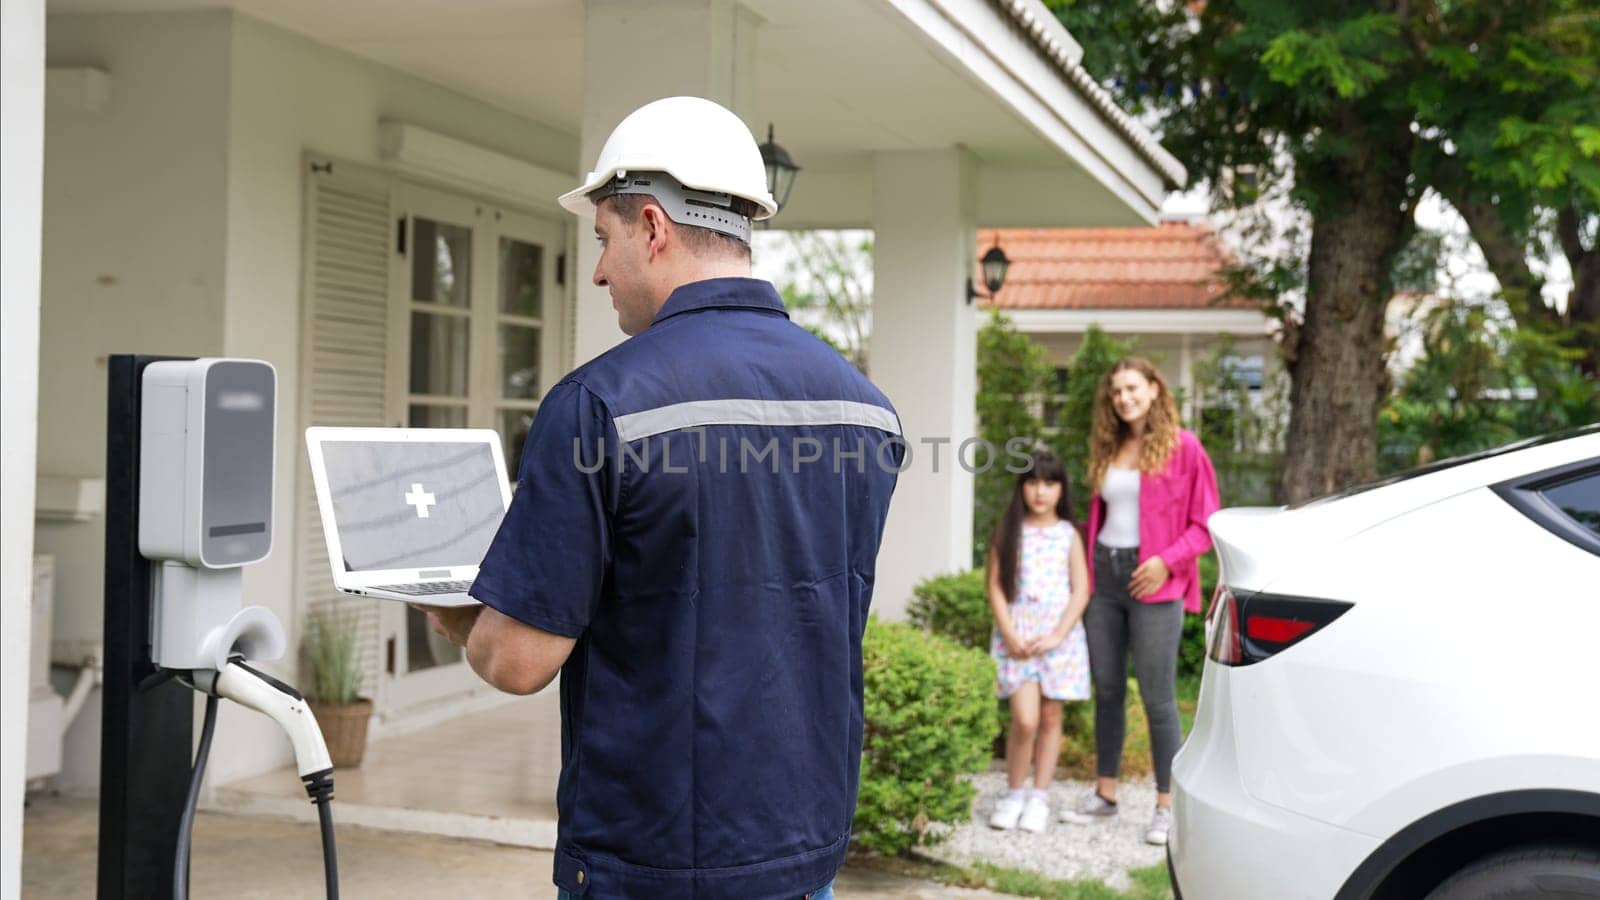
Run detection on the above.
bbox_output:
[371,580,473,596]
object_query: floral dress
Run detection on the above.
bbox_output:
[991,520,1091,701]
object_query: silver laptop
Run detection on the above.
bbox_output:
[305,427,512,607]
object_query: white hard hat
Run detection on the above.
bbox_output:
[558,96,779,227]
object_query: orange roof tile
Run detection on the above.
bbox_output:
[975,221,1259,311]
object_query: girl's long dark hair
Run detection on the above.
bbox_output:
[990,451,1076,603]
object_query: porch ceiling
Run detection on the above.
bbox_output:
[49,0,1175,225]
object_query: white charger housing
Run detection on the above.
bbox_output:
[140,359,277,567]
[139,359,285,670]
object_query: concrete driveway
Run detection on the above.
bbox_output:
[23,795,1016,899]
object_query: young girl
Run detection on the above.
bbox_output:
[986,451,1091,833]
[1060,357,1219,847]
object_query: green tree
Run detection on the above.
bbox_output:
[1050,0,1600,501]
[1055,325,1135,522]
[1192,336,1290,506]
[1380,299,1600,470]
[761,230,874,372]
[1414,1,1600,374]
[974,310,1055,564]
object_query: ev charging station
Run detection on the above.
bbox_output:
[98,355,339,899]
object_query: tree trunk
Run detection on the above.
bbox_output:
[1557,205,1600,377]
[1281,126,1416,504]
[1434,170,1551,328]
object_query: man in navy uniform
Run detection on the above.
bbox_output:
[422,96,902,900]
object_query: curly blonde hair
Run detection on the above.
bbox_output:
[1088,357,1181,493]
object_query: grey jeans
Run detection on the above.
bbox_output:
[1084,543,1185,794]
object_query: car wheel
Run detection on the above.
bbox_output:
[1426,844,1600,900]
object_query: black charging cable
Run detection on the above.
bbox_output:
[173,691,219,900]
[303,769,339,899]
[172,668,340,899]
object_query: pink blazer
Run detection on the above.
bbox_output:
[1086,429,1220,613]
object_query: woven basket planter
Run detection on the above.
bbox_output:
[309,699,374,769]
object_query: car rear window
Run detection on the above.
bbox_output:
[1540,471,1600,539]
[1492,459,1600,557]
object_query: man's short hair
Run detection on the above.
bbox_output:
[601,194,756,261]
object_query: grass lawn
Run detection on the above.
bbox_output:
[850,852,1174,900]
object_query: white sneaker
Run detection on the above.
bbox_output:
[1058,790,1119,824]
[988,793,1024,830]
[1145,806,1173,845]
[1018,794,1050,833]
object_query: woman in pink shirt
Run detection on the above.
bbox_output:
[1058,357,1219,847]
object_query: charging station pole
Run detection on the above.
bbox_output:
[98,354,195,899]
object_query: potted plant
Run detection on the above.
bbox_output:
[302,610,373,768]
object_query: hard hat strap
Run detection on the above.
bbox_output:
[589,172,752,243]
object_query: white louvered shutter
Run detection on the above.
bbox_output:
[295,158,392,699]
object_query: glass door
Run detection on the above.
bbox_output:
[381,183,566,713]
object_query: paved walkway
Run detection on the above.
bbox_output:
[23,795,1017,899]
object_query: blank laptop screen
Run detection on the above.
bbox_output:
[320,441,505,573]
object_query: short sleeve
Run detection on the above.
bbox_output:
[469,380,619,638]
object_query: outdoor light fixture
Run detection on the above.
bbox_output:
[967,240,1012,304]
[758,123,800,215]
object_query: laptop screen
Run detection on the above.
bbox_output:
[319,440,506,573]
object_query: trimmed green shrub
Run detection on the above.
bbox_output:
[907,569,991,652]
[855,619,1000,856]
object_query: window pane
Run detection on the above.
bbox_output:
[500,324,541,400]
[405,605,463,672]
[499,408,535,480]
[1542,472,1600,537]
[411,217,471,308]
[499,238,543,318]
[408,404,467,428]
[410,311,469,396]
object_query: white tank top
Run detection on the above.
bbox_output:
[1099,465,1140,548]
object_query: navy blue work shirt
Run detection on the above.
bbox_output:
[470,277,902,900]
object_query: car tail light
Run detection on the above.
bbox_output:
[1207,589,1352,667]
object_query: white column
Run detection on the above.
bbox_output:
[572,0,760,366]
[869,149,978,620]
[2,0,45,892]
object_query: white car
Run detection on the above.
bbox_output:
[1169,426,1600,900]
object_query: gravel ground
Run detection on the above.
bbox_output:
[920,772,1168,892]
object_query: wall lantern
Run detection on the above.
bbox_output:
[758,124,800,215]
[967,240,1011,305]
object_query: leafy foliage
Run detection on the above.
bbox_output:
[908,569,992,653]
[302,610,363,705]
[760,230,874,372]
[1050,0,1600,493]
[855,620,1000,856]
[1191,335,1289,507]
[1380,299,1600,471]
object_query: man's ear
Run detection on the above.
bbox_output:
[640,203,671,260]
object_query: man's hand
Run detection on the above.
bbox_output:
[414,603,484,647]
[1128,555,1171,599]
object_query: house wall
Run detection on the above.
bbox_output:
[38,11,237,793]
[37,9,578,791]
[212,12,576,786]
